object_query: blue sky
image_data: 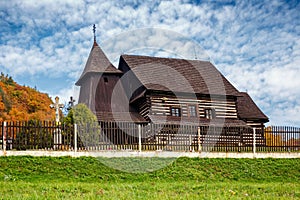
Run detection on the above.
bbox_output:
[0,0,299,126]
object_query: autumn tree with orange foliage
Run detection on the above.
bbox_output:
[0,73,55,121]
[286,138,300,147]
[264,126,284,146]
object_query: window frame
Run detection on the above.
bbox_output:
[188,104,198,118]
[170,106,181,117]
[103,77,108,83]
[204,108,216,119]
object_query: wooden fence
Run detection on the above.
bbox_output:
[0,121,299,152]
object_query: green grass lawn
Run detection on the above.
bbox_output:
[0,156,299,199]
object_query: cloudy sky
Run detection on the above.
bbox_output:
[0,0,299,126]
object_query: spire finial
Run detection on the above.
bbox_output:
[93,24,96,42]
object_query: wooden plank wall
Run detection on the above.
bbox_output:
[135,97,151,120]
[244,120,264,129]
[148,96,238,119]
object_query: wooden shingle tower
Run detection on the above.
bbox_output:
[75,25,122,113]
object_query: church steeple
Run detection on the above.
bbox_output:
[75,24,122,113]
[76,25,122,86]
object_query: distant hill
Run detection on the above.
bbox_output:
[0,73,55,121]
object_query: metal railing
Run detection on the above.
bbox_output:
[0,121,299,152]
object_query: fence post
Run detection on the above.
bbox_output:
[189,135,192,152]
[138,124,142,152]
[3,121,7,155]
[74,124,78,153]
[198,127,201,152]
[253,128,256,155]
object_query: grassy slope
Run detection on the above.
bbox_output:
[0,156,299,199]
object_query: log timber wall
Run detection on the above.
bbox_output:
[136,95,238,119]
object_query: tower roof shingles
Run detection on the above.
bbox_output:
[76,42,122,86]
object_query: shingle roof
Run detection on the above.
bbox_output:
[120,55,240,96]
[76,42,122,86]
[236,92,269,122]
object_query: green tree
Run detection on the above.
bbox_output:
[64,103,100,149]
[73,104,98,124]
[63,109,74,125]
[63,103,98,124]
[6,76,14,85]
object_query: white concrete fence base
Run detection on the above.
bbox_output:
[0,150,299,158]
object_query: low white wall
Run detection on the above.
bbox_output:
[1,150,299,158]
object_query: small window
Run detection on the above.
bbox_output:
[188,105,197,117]
[104,77,108,83]
[170,107,181,117]
[205,108,216,119]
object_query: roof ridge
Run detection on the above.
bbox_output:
[121,54,211,63]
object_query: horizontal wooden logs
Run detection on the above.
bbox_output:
[149,96,238,119]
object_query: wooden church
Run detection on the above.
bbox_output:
[75,32,268,130]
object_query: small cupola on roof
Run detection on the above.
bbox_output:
[75,25,122,86]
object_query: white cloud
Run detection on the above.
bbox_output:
[0,0,299,126]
